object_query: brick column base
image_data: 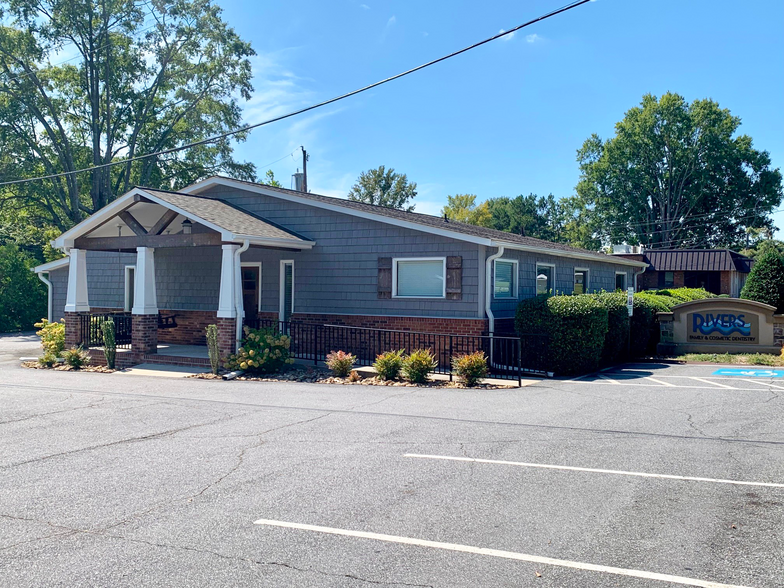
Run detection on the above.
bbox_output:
[64,312,88,348]
[132,314,158,355]
[216,317,237,358]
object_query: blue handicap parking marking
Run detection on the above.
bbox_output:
[713,368,784,378]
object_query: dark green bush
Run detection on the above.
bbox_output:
[515,294,608,376]
[594,292,630,364]
[630,293,679,356]
[740,250,784,311]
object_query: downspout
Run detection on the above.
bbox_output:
[234,240,250,348]
[484,245,505,336]
[633,266,646,292]
[36,271,53,323]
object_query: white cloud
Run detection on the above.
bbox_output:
[526,33,541,43]
[359,3,370,9]
[498,28,515,41]
[422,31,429,37]
[387,15,396,27]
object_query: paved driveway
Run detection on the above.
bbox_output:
[1,339,782,587]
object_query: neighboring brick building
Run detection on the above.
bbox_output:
[614,249,753,297]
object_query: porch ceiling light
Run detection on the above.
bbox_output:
[181,218,192,234]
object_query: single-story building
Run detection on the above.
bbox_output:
[33,176,647,365]
[613,249,753,297]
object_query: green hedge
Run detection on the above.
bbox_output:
[595,291,630,364]
[654,288,716,302]
[515,294,608,376]
[740,250,784,312]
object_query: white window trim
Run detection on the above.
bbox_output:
[124,265,136,312]
[493,258,519,299]
[392,257,447,299]
[615,271,627,291]
[535,262,556,295]
[241,262,262,310]
[574,267,590,294]
[279,260,294,319]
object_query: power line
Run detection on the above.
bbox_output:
[257,148,300,171]
[0,0,591,189]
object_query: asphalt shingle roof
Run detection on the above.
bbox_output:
[622,249,753,273]
[201,177,628,264]
[141,188,311,243]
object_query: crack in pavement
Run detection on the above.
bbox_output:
[0,397,109,425]
[0,411,247,470]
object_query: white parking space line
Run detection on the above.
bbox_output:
[644,376,674,387]
[597,375,620,385]
[688,377,735,389]
[253,519,753,588]
[404,454,784,489]
[740,378,784,390]
[574,380,771,390]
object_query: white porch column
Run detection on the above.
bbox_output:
[132,247,158,315]
[64,249,90,313]
[217,244,239,318]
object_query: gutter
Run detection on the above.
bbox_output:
[484,245,505,335]
[234,240,250,348]
[35,271,53,323]
[633,265,647,292]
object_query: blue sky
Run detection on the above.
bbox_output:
[218,0,784,233]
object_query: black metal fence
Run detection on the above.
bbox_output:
[243,318,549,382]
[77,313,133,349]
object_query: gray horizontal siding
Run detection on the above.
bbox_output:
[202,185,481,319]
[50,267,68,322]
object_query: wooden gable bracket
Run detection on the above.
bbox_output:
[149,209,179,235]
[118,210,148,236]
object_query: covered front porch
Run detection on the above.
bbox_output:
[55,187,313,366]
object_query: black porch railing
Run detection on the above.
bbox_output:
[77,313,133,349]
[243,318,549,382]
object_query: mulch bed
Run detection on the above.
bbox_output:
[21,361,115,373]
[189,366,509,389]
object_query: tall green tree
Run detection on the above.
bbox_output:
[0,245,46,331]
[441,194,491,226]
[0,0,257,231]
[576,93,783,250]
[740,249,784,312]
[486,194,565,242]
[348,166,417,211]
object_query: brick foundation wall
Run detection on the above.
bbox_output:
[157,310,219,345]
[216,317,237,357]
[87,348,140,369]
[290,313,488,336]
[132,314,158,354]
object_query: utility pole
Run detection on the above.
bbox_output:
[301,146,308,193]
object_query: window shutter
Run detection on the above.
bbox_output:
[446,256,462,300]
[378,257,392,298]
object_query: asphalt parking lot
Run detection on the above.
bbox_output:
[1,334,783,587]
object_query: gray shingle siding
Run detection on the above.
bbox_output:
[202,185,481,318]
[50,267,68,322]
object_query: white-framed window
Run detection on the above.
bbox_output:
[493,259,518,299]
[124,265,136,312]
[393,257,446,298]
[241,262,262,313]
[536,263,555,295]
[279,260,294,322]
[574,268,590,295]
[615,272,627,291]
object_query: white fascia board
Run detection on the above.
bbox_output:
[182,177,494,247]
[54,189,139,249]
[31,257,70,273]
[54,188,234,247]
[234,234,315,249]
[492,240,649,268]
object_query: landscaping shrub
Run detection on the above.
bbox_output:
[741,250,784,312]
[39,353,57,368]
[373,349,404,380]
[515,294,608,376]
[101,320,116,370]
[325,350,356,377]
[34,318,65,357]
[62,346,91,369]
[401,349,438,383]
[224,326,293,373]
[630,292,679,356]
[205,324,220,375]
[594,291,630,364]
[655,288,716,302]
[348,370,361,382]
[452,351,489,386]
